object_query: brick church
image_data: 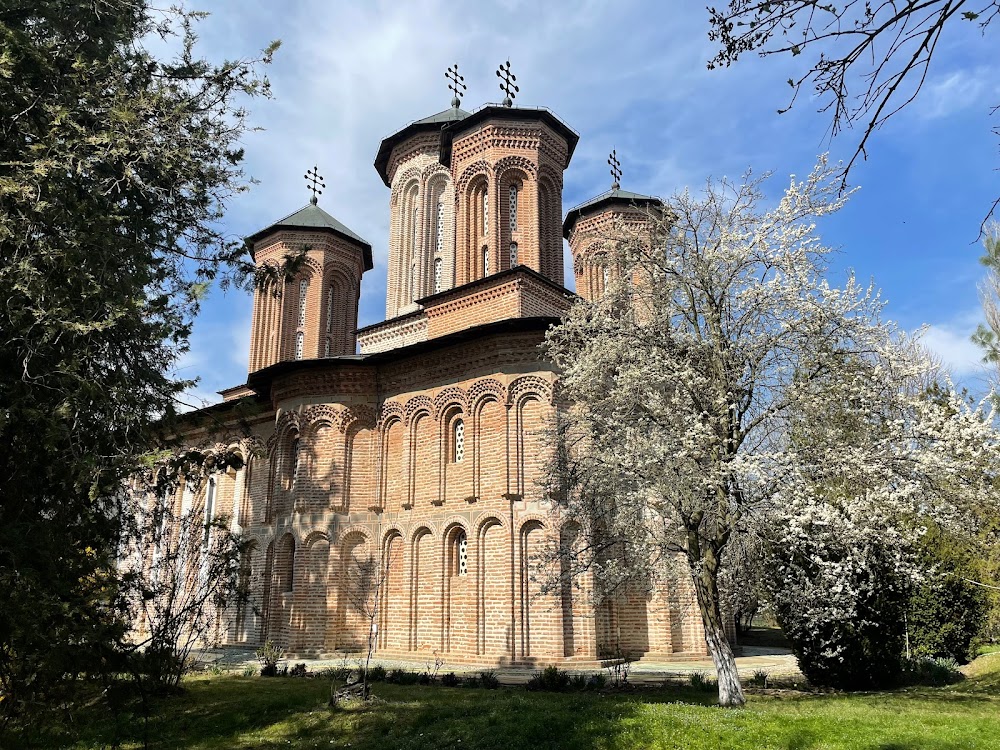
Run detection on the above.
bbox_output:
[167,75,708,665]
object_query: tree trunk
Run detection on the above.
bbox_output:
[691,557,745,707]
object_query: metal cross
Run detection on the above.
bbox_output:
[496,60,519,107]
[304,166,325,204]
[608,149,622,189]
[446,63,467,107]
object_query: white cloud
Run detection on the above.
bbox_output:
[919,314,986,379]
[914,68,991,120]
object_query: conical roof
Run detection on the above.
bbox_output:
[374,105,470,186]
[562,186,663,238]
[245,201,373,271]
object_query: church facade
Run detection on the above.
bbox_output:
[164,87,708,666]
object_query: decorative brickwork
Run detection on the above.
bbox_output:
[159,95,713,667]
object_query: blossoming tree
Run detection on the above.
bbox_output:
[545,158,999,706]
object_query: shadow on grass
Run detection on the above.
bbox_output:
[7,673,1000,750]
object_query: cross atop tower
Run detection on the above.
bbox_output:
[446,63,467,108]
[608,149,622,190]
[496,60,519,107]
[304,165,325,205]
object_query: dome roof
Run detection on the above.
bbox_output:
[562,187,663,238]
[245,201,373,271]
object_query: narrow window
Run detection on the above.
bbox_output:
[290,437,300,487]
[324,337,331,357]
[603,265,610,291]
[412,206,419,256]
[509,184,518,232]
[483,246,490,276]
[482,189,488,235]
[325,285,334,334]
[295,331,304,359]
[509,242,518,268]
[202,476,216,549]
[434,257,443,294]
[436,199,444,255]
[411,260,418,301]
[453,419,465,463]
[456,531,468,577]
[297,279,307,328]
[282,538,295,593]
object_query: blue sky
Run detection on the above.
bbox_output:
[176,0,999,406]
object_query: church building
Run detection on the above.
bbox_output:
[165,68,708,666]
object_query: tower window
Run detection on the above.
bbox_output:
[483,246,490,277]
[297,279,307,328]
[434,257,443,294]
[509,184,518,232]
[295,331,304,360]
[602,265,610,291]
[455,531,468,577]
[509,242,518,268]
[411,260,418,301]
[325,286,334,334]
[453,419,465,463]
[436,199,444,255]
[324,337,331,357]
[290,437,301,486]
[482,189,488,235]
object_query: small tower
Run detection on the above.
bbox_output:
[563,150,662,301]
[439,61,578,288]
[244,168,373,372]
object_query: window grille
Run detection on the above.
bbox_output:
[454,420,465,463]
[434,257,443,293]
[482,189,488,234]
[483,246,490,276]
[458,532,468,576]
[295,331,304,360]
[324,337,331,357]
[436,199,444,255]
[202,476,216,549]
[602,265,610,291]
[509,185,518,232]
[291,437,300,486]
[509,242,518,268]
[325,286,334,334]
[411,261,417,301]
[297,279,307,328]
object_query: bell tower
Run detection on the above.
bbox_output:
[244,168,373,372]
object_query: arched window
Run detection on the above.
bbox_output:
[453,419,465,463]
[434,257,443,294]
[602,265,610,291]
[436,199,444,255]
[410,260,418,301]
[483,246,490,277]
[280,537,295,593]
[297,279,307,328]
[455,530,468,577]
[509,184,518,232]
[411,205,419,255]
[509,242,518,268]
[295,331,304,360]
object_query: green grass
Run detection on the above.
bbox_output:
[8,658,1000,749]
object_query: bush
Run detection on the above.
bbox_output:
[441,672,461,687]
[586,673,607,690]
[526,665,571,692]
[479,670,500,689]
[241,664,257,678]
[747,669,769,688]
[255,641,281,678]
[463,675,480,688]
[689,671,714,692]
[367,665,386,683]
[387,668,420,685]
[908,571,987,664]
[901,656,965,686]
[289,663,307,678]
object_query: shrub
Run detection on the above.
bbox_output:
[586,673,607,690]
[289,663,308,678]
[689,671,714,692]
[441,672,461,687]
[255,641,281,678]
[901,656,965,686]
[479,669,500,689]
[747,669,769,688]
[387,668,420,685]
[241,664,257,678]
[570,673,589,691]
[368,665,386,682]
[526,665,571,692]
[908,571,987,664]
[463,676,480,688]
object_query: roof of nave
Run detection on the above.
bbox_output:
[374,105,471,187]
[562,186,664,238]
[437,104,579,170]
[245,201,374,271]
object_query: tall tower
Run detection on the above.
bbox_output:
[244,177,373,372]
[563,151,662,301]
[374,63,578,320]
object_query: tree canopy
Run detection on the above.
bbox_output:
[0,0,276,720]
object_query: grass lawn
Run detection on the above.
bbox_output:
[9,655,1000,749]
